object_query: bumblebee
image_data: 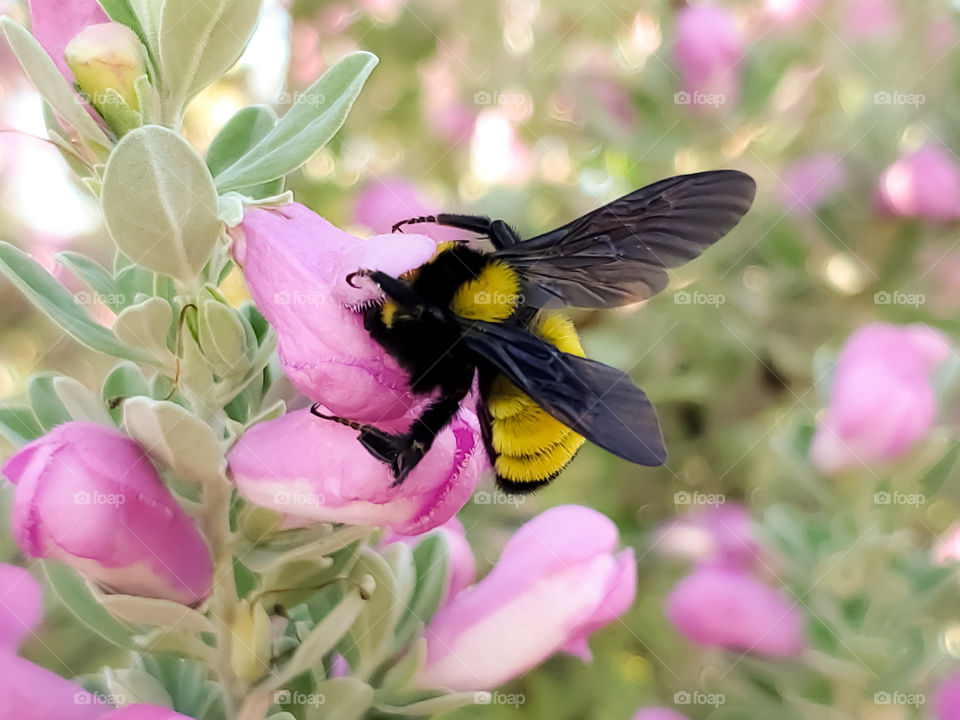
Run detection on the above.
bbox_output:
[312,170,756,493]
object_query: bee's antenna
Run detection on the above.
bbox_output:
[310,404,365,431]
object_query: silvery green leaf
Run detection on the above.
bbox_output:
[305,678,374,720]
[207,105,283,198]
[55,251,125,313]
[98,0,155,61]
[158,0,261,117]
[102,362,151,418]
[394,534,449,648]
[52,376,112,425]
[104,667,173,708]
[0,242,157,364]
[272,587,367,688]
[114,297,176,368]
[139,656,226,720]
[375,691,482,716]
[96,592,215,633]
[214,52,378,191]
[0,406,44,447]
[340,547,403,678]
[43,562,135,647]
[128,0,161,56]
[244,398,286,428]
[199,294,249,377]
[217,193,245,227]
[123,397,224,484]
[28,374,71,430]
[41,103,95,176]
[116,264,155,306]
[135,73,159,125]
[94,87,143,135]
[102,125,220,283]
[0,18,112,149]
[379,637,427,694]
[380,541,416,611]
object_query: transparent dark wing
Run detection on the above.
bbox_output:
[494,170,756,308]
[461,319,666,466]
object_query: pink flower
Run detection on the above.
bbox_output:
[415,505,636,691]
[28,0,108,83]
[383,517,476,601]
[877,146,960,221]
[934,674,960,720]
[811,323,950,474]
[934,523,960,565]
[657,503,759,571]
[230,202,438,421]
[633,710,690,720]
[227,408,485,535]
[352,179,461,242]
[842,0,898,42]
[665,566,805,657]
[673,4,743,109]
[0,562,192,719]
[2,422,213,605]
[777,154,847,217]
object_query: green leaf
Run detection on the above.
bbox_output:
[28,375,71,430]
[42,561,135,647]
[115,264,155,305]
[0,406,44,447]
[375,691,481,716]
[113,297,176,367]
[306,678,374,720]
[207,105,278,176]
[340,548,403,678]
[214,52,379,191]
[93,87,143,136]
[157,0,261,116]
[52,376,112,425]
[394,534,449,648]
[102,361,150,422]
[55,251,125,313]
[0,18,112,149]
[921,439,960,498]
[96,591,215,633]
[0,241,156,364]
[102,125,221,283]
[97,0,154,66]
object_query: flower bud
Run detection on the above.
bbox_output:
[877,145,960,221]
[383,517,476,602]
[2,422,213,605]
[65,22,145,111]
[416,505,636,691]
[230,600,273,683]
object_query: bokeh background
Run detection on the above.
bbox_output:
[3,0,960,718]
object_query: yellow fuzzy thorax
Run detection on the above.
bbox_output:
[488,311,587,484]
[450,260,521,322]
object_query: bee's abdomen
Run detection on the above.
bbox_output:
[488,312,587,490]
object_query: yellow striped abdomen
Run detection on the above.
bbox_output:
[487,312,587,488]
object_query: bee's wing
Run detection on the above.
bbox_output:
[462,319,666,466]
[494,170,756,308]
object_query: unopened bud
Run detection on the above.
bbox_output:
[230,600,272,683]
[65,22,146,111]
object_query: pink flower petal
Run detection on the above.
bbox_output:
[0,564,42,649]
[29,0,109,83]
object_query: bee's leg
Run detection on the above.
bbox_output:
[310,404,411,466]
[388,365,476,485]
[391,214,521,250]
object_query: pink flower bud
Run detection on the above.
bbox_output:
[842,0,898,42]
[673,4,743,109]
[665,566,805,656]
[656,503,759,571]
[811,323,950,474]
[227,408,485,535]
[877,146,960,221]
[415,505,637,691]
[633,710,690,720]
[934,674,960,720]
[65,22,146,111]
[229,203,438,421]
[2,422,213,605]
[383,517,476,601]
[777,154,847,217]
[28,0,108,84]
